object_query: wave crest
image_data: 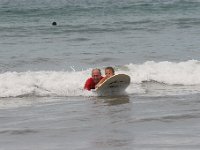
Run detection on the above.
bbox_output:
[1,60,200,97]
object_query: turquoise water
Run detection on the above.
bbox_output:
[1,0,200,149]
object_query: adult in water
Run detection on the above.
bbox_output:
[84,68,103,91]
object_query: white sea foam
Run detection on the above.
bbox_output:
[0,60,200,98]
[0,69,95,98]
[126,60,200,85]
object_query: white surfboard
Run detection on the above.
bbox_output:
[95,74,130,96]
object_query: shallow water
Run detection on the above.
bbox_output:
[0,94,200,150]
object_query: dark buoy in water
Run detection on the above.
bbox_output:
[52,22,57,26]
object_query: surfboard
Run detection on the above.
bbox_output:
[95,74,130,96]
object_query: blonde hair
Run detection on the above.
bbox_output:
[105,67,115,74]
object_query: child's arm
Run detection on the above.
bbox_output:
[95,77,108,88]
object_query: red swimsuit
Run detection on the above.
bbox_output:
[84,77,103,90]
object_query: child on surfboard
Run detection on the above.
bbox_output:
[95,67,115,88]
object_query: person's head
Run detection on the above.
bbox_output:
[91,68,102,84]
[52,21,57,26]
[105,67,115,78]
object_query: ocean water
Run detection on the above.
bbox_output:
[1,0,200,149]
